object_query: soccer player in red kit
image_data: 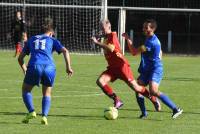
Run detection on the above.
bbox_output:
[91,19,159,110]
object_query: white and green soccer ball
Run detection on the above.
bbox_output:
[104,107,118,120]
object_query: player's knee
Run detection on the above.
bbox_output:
[96,78,102,87]
[150,90,159,96]
[96,77,106,87]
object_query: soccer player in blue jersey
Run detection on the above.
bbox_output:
[123,19,183,119]
[18,18,73,125]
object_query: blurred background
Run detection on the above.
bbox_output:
[0,0,200,54]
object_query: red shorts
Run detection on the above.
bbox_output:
[15,42,22,53]
[101,64,134,83]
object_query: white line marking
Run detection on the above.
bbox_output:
[0,88,8,91]
[0,93,104,99]
[0,80,99,89]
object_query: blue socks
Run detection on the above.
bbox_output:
[136,92,177,114]
[136,94,147,116]
[42,96,51,117]
[159,93,177,110]
[22,92,34,113]
[22,92,51,116]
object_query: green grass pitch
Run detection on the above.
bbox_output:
[0,51,200,134]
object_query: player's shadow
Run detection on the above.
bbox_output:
[48,114,104,121]
[0,111,26,116]
[163,77,200,82]
[0,109,200,123]
[64,107,200,119]
[0,112,26,125]
[120,108,200,116]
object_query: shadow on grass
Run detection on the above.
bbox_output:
[0,111,160,121]
[0,107,199,123]
[49,114,105,120]
[48,114,163,121]
[0,121,22,125]
[163,77,200,82]
[0,112,26,116]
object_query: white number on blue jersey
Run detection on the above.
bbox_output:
[34,39,46,50]
[159,50,162,60]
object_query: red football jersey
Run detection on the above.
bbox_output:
[103,32,129,68]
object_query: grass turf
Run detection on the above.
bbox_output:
[0,51,200,134]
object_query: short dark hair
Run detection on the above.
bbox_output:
[144,19,157,29]
[42,18,54,33]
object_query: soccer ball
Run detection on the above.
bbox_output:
[104,107,118,120]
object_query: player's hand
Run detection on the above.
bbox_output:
[23,70,26,75]
[122,33,129,40]
[122,33,133,46]
[91,36,99,44]
[66,68,73,77]
[138,45,146,53]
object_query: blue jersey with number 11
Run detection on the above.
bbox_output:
[23,34,64,67]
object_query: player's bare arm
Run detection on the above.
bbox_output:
[18,52,27,75]
[91,36,115,52]
[122,33,138,56]
[22,32,28,42]
[61,47,73,76]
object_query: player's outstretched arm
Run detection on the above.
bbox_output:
[61,47,73,77]
[18,52,27,75]
[91,36,115,52]
[22,32,28,42]
[122,33,138,56]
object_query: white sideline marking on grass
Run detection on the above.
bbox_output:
[0,88,8,91]
[54,90,101,94]
[0,93,104,99]
[1,79,99,89]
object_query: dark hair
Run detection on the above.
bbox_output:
[144,19,157,29]
[42,18,54,33]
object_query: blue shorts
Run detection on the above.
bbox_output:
[24,64,56,87]
[138,68,163,86]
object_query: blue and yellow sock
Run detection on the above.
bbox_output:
[22,92,34,113]
[42,96,51,117]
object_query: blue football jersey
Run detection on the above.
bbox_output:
[22,34,64,66]
[138,34,163,73]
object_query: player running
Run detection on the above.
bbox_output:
[11,11,27,57]
[18,18,73,125]
[122,19,183,119]
[91,19,159,111]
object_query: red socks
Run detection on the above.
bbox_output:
[102,84,114,95]
[101,84,119,101]
[138,87,158,103]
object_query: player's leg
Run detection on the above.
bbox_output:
[22,65,41,123]
[96,70,123,109]
[22,83,36,123]
[122,67,160,115]
[149,71,183,118]
[135,79,148,118]
[117,64,153,112]
[14,42,22,57]
[41,85,52,125]
[22,83,34,113]
[117,64,148,96]
[40,65,56,125]
[149,82,182,118]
